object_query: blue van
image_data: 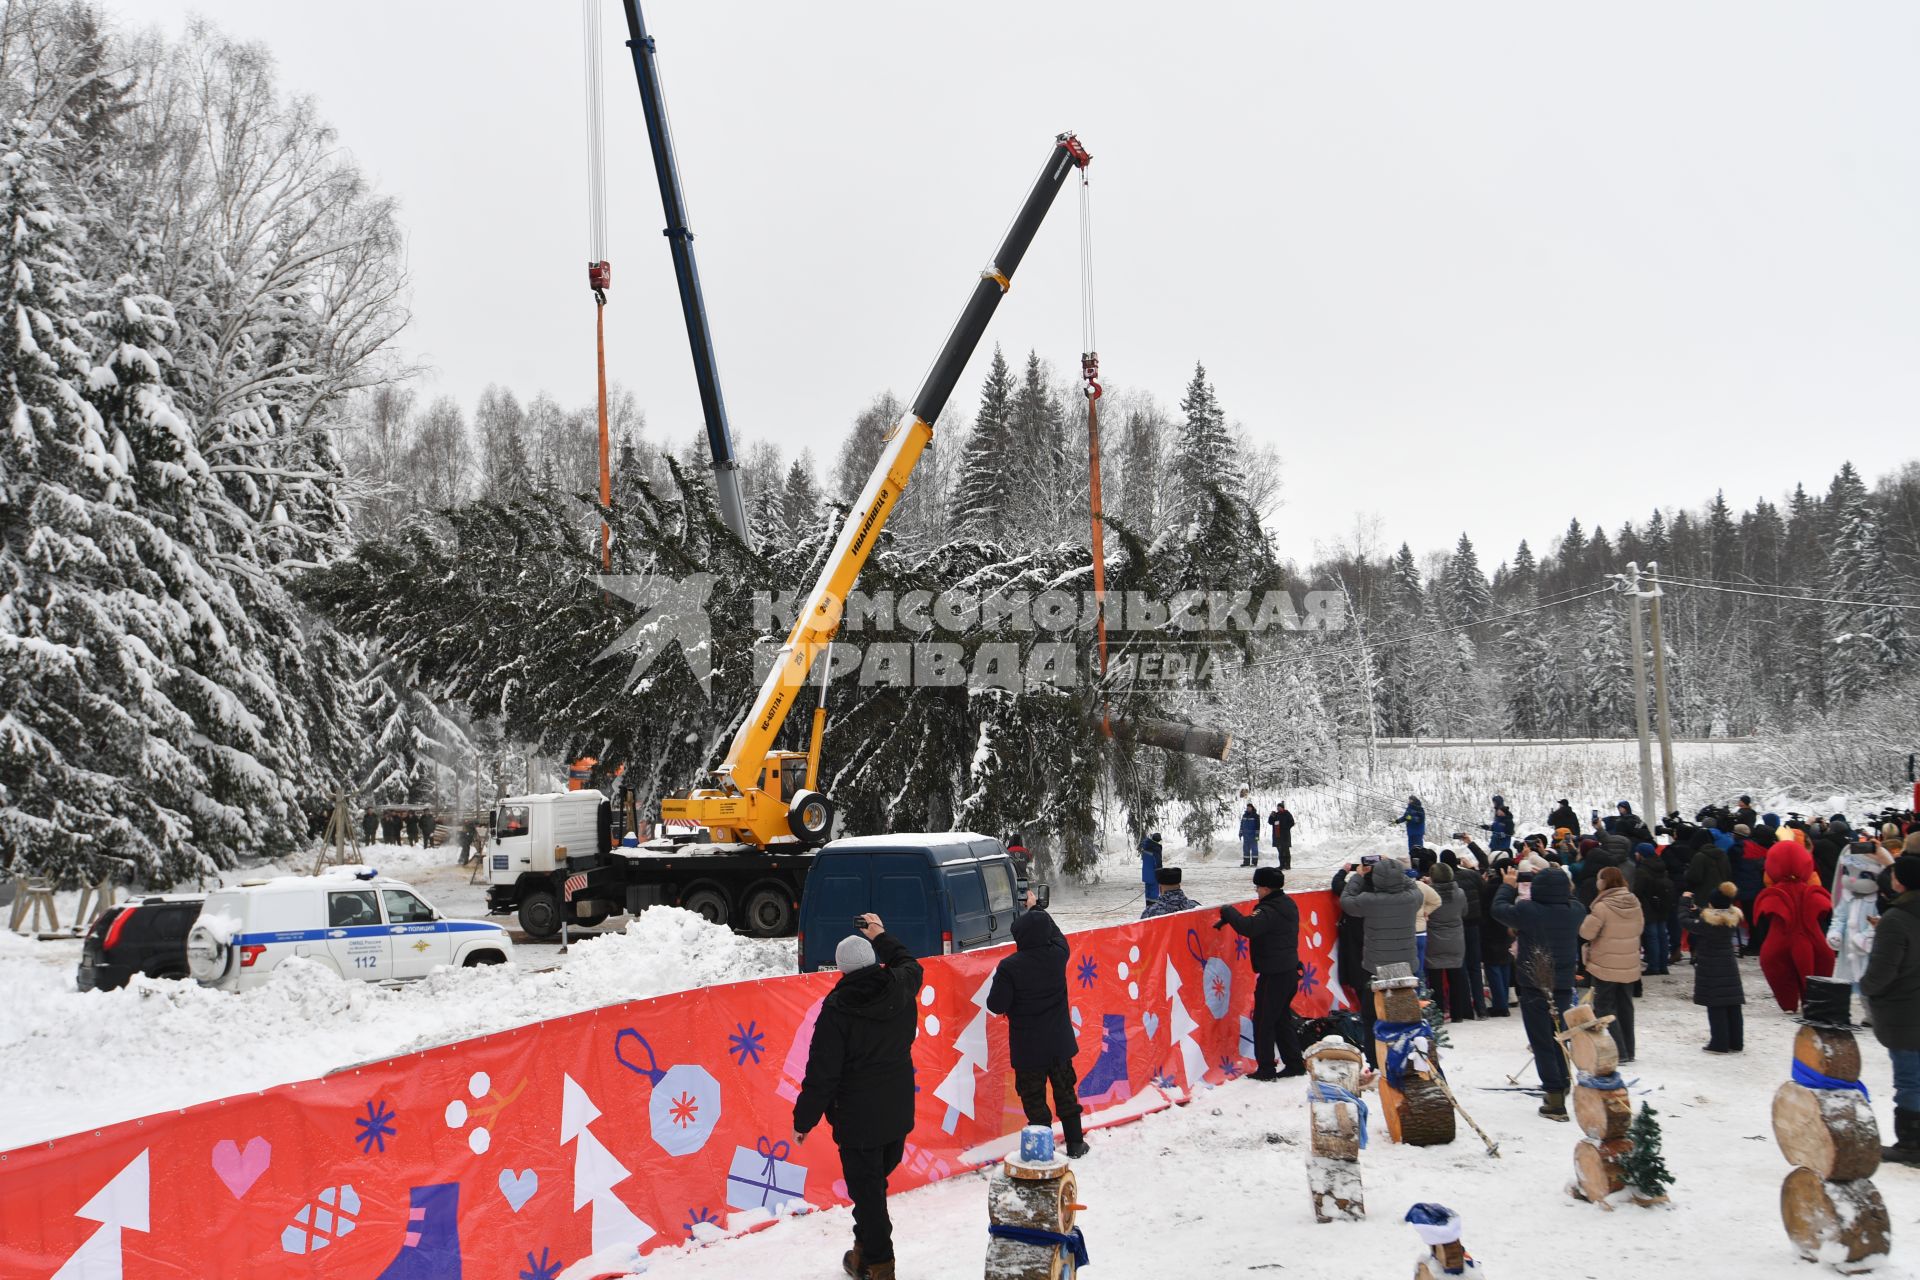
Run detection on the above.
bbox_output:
[795,833,1048,972]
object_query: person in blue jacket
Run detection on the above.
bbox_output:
[1486,796,1514,853]
[1139,831,1163,902]
[1238,803,1262,867]
[1393,795,1427,852]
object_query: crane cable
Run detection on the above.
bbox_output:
[583,0,613,570]
[1078,157,1109,715]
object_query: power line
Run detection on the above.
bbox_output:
[1237,582,1614,674]
[1658,575,1920,614]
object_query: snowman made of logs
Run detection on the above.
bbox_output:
[1772,977,1890,1272]
[985,1126,1090,1279]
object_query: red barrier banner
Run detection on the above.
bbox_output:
[0,891,1341,1278]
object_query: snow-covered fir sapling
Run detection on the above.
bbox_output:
[1621,1103,1673,1204]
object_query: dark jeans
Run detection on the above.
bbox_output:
[1592,980,1636,1059]
[838,1138,906,1264]
[1252,971,1306,1074]
[1519,986,1572,1091]
[1707,1005,1744,1052]
[1013,1059,1084,1144]
[1275,840,1292,870]
[1642,923,1670,974]
[1432,967,1474,1022]
[1461,922,1487,1016]
[1667,905,1685,960]
[1484,960,1512,1015]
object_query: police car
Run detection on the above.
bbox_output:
[185,867,513,991]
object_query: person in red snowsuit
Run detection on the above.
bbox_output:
[1753,841,1835,1012]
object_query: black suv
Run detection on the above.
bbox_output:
[77,897,205,991]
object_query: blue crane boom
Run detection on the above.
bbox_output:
[618,0,751,542]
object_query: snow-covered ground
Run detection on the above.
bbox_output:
[623,975,1916,1279]
[6,739,1915,1272]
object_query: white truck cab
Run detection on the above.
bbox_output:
[186,867,513,991]
[486,789,610,882]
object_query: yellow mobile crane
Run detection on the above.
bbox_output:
[660,132,1094,849]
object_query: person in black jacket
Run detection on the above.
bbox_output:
[986,900,1087,1158]
[793,914,923,1280]
[1443,846,1487,1017]
[1492,865,1587,1120]
[1216,867,1305,1079]
[1269,802,1295,870]
[1634,845,1677,975]
[1480,857,1516,1016]
[1612,801,1654,848]
[1547,799,1581,835]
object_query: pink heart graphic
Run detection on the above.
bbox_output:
[832,1178,849,1201]
[211,1137,271,1198]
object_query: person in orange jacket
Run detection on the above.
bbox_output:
[1753,841,1836,1012]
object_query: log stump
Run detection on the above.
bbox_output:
[1772,1083,1881,1182]
[1562,1024,1620,1077]
[1306,1155,1364,1225]
[1374,985,1423,1025]
[1382,1076,1455,1148]
[1793,1025,1862,1084]
[1573,1085,1632,1142]
[986,1162,1078,1280]
[1780,1167,1890,1270]
[1571,1137,1631,1204]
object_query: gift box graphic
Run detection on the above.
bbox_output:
[725,1138,808,1213]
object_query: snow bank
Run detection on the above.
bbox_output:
[0,908,789,1149]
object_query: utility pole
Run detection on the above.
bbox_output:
[1644,560,1678,817]
[1622,563,1657,824]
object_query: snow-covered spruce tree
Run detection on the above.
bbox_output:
[356,653,472,804]
[1826,466,1905,703]
[1170,361,1240,529]
[951,345,1015,541]
[780,452,821,539]
[1445,533,1493,631]
[0,120,205,884]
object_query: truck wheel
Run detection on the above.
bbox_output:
[518,889,562,940]
[574,903,611,929]
[742,887,794,937]
[681,886,730,927]
[787,789,835,845]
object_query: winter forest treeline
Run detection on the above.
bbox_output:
[4,4,1917,888]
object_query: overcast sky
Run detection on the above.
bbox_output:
[136,1,1918,571]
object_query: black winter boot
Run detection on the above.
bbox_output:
[1884,1109,1920,1165]
[1063,1112,1090,1159]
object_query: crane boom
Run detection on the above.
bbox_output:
[663,132,1092,848]
[619,0,751,542]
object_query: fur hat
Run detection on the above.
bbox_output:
[1156,866,1183,886]
[835,934,876,974]
[1253,867,1285,890]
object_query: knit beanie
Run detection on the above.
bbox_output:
[1895,856,1920,894]
[1709,882,1737,909]
[835,934,876,973]
[1634,842,1657,859]
[1431,863,1454,884]
[1733,824,1751,837]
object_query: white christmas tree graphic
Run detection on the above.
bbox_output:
[1165,957,1208,1091]
[52,1149,148,1280]
[931,977,993,1133]
[562,1073,654,1253]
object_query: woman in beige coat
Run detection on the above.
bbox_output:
[1579,866,1646,1061]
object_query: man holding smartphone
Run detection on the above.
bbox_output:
[793,913,923,1280]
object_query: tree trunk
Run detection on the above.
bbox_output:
[1779,1168,1890,1269]
[1571,1137,1631,1203]
[1771,1083,1881,1181]
[1792,1025,1861,1083]
[985,1238,1068,1280]
[1384,1076,1455,1147]
[988,1166,1078,1232]
[1573,1085,1633,1142]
